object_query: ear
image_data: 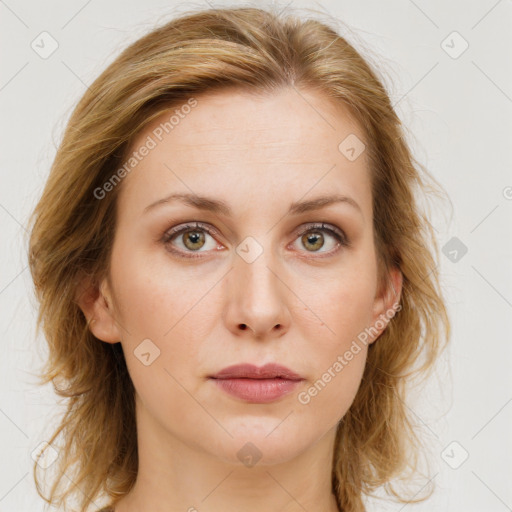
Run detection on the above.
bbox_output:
[74,273,121,343]
[368,266,403,345]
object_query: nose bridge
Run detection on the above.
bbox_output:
[240,245,276,295]
[226,236,290,337]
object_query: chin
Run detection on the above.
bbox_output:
[205,418,314,467]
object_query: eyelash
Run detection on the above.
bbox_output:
[161,221,350,260]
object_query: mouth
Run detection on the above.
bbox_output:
[209,363,304,403]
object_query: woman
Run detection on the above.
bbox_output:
[28,5,450,512]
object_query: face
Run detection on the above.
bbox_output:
[84,86,401,466]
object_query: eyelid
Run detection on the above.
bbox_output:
[294,222,348,244]
[162,221,219,242]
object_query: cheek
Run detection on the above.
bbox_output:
[109,243,212,339]
[296,295,370,424]
[297,263,377,346]
[109,247,216,390]
[293,257,376,412]
[298,345,368,412]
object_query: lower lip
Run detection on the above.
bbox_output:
[210,378,303,403]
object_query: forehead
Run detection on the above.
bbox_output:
[134,86,363,152]
[117,86,372,220]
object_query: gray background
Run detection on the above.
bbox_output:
[1,0,511,510]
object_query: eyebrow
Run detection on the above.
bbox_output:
[143,192,363,217]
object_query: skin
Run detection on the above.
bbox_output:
[79,87,402,512]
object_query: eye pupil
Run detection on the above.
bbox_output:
[302,231,324,251]
[183,230,205,250]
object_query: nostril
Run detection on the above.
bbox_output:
[239,324,247,330]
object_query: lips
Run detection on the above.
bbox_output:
[209,363,304,403]
[210,363,303,381]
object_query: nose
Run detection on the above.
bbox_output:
[223,247,291,339]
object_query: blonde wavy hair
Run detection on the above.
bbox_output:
[28,5,451,512]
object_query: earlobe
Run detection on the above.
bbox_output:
[74,274,121,344]
[369,266,403,344]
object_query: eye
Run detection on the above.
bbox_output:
[162,222,222,259]
[291,223,349,256]
[162,221,349,260]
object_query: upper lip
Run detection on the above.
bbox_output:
[210,363,303,381]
